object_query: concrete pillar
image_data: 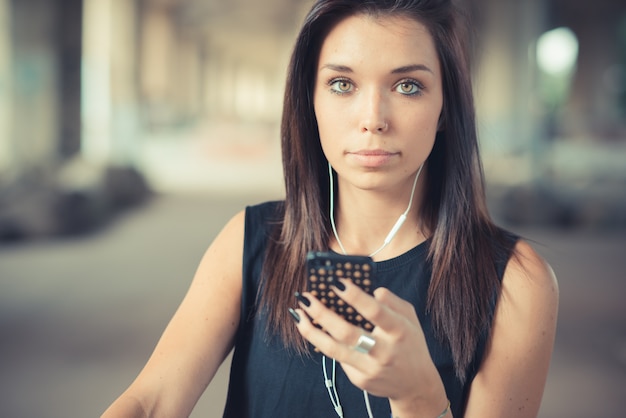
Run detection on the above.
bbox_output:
[563,7,624,138]
[0,0,12,174]
[1,0,82,174]
[110,0,139,165]
[82,0,139,165]
[217,54,237,120]
[57,0,83,158]
[174,35,201,120]
[476,0,545,150]
[10,0,59,172]
[139,4,175,127]
[81,0,113,163]
[201,44,222,119]
[475,0,548,183]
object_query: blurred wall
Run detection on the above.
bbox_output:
[2,0,625,172]
[0,0,625,238]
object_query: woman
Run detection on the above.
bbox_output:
[102,1,558,417]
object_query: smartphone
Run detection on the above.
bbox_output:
[305,251,376,331]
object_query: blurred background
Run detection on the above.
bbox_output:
[0,0,624,417]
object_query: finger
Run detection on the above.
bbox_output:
[370,288,427,344]
[295,292,383,363]
[332,279,394,330]
[373,287,420,322]
[292,305,372,363]
[290,307,330,352]
[297,291,363,347]
[335,282,422,336]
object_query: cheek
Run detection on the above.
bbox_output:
[313,94,330,133]
[403,107,440,136]
[314,103,333,156]
[401,109,440,156]
[315,98,347,144]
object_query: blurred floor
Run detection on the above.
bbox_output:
[1,192,625,417]
[136,122,285,195]
[1,127,625,417]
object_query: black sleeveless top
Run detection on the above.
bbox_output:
[222,201,516,417]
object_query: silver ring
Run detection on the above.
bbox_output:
[353,334,376,354]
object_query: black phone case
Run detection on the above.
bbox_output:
[306,251,376,331]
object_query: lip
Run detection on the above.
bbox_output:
[347,149,398,167]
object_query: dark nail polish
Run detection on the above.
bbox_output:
[333,280,346,292]
[288,308,301,323]
[294,292,311,307]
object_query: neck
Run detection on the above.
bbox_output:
[329,164,425,259]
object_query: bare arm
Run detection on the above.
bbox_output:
[102,210,246,418]
[464,239,559,417]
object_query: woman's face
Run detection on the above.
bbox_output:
[314,13,443,194]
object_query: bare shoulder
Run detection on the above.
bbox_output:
[505,239,559,300]
[188,208,246,306]
[195,209,247,278]
[493,238,559,352]
[464,239,559,417]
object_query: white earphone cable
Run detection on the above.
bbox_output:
[329,162,347,255]
[323,355,344,417]
[328,162,423,258]
[368,163,423,257]
[324,162,425,418]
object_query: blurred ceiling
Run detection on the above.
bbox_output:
[144,0,626,38]
[142,0,313,66]
[141,0,625,65]
[145,0,311,34]
[145,0,626,24]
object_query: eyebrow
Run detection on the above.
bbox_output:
[320,63,434,75]
[320,64,354,73]
[391,64,434,75]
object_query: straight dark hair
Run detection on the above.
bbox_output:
[259,0,508,383]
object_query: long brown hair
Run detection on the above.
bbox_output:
[259,0,506,383]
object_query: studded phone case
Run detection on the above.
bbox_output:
[306,251,376,331]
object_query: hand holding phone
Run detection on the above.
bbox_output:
[306,251,376,331]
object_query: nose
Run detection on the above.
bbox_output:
[360,90,389,134]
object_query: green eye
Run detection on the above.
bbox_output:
[330,79,353,94]
[401,83,416,93]
[396,82,419,95]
